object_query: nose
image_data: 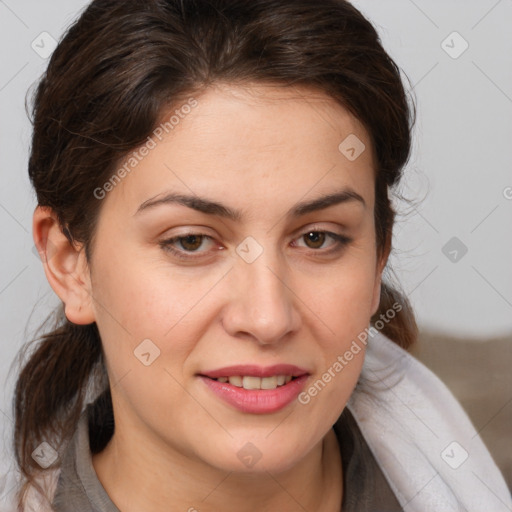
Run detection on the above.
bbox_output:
[221,246,301,345]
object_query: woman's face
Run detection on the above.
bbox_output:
[86,83,386,473]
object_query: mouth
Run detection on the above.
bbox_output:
[203,374,297,390]
[197,364,310,414]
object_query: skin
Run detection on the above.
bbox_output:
[33,83,389,512]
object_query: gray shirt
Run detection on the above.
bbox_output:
[52,401,402,511]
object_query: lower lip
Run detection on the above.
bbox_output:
[199,375,309,414]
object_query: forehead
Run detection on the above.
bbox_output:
[170,82,370,159]
[104,82,375,217]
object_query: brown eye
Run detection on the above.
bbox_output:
[293,230,352,254]
[178,234,204,251]
[303,231,326,249]
[159,232,215,260]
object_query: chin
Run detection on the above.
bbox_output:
[196,433,312,475]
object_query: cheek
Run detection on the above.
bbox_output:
[90,247,229,380]
[295,262,374,425]
[92,242,213,332]
[329,269,376,327]
[90,257,213,426]
[305,253,378,337]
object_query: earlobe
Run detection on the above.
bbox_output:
[33,206,96,325]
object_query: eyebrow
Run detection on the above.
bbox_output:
[135,188,366,220]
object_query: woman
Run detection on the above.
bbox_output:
[10,0,511,511]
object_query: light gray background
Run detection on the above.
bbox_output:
[0,0,511,495]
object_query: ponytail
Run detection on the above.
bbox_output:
[371,281,418,350]
[12,306,106,510]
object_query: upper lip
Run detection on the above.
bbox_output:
[199,364,310,379]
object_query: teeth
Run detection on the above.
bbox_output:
[213,375,294,390]
[228,376,243,387]
[243,376,261,390]
[261,376,277,389]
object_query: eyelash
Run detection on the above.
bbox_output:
[159,230,353,261]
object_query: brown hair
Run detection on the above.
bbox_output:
[12,0,417,508]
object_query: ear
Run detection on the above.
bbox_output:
[370,232,392,317]
[33,206,96,325]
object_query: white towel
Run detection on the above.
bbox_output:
[347,328,512,511]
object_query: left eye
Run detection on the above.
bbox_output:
[159,233,214,258]
[159,230,351,259]
[294,230,350,250]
